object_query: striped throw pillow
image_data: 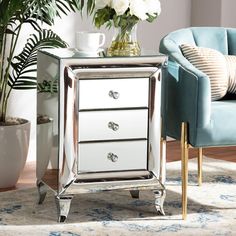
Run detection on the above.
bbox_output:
[180,44,228,101]
[224,55,236,94]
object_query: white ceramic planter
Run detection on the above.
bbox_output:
[0,120,30,188]
[36,120,53,180]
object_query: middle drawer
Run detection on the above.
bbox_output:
[79,109,148,141]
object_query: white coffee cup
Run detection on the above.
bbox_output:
[76,31,105,52]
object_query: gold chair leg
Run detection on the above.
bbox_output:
[160,137,166,184]
[198,147,203,186]
[181,122,189,220]
[160,118,166,185]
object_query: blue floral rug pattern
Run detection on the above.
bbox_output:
[0,157,235,236]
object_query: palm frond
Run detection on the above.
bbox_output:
[0,0,25,25]
[0,0,84,122]
[21,16,42,31]
[87,0,95,15]
[9,29,67,90]
[25,0,84,25]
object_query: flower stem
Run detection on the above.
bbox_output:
[108,24,140,56]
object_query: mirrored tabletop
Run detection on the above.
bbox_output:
[40,48,164,59]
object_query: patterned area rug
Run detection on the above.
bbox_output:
[0,157,235,236]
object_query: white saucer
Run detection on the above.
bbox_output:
[75,48,104,57]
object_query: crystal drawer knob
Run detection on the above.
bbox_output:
[109,90,119,99]
[107,152,118,162]
[108,121,119,131]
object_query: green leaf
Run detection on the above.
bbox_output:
[5,28,16,35]
[146,13,158,23]
[9,29,67,90]
[87,0,95,15]
[25,0,84,25]
[94,7,114,29]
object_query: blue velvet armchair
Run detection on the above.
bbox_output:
[159,27,236,219]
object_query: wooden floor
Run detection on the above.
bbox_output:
[1,141,236,192]
[167,141,236,162]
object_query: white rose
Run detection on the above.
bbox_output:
[130,0,148,20]
[112,0,130,15]
[95,0,111,9]
[145,0,161,16]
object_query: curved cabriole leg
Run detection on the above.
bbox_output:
[55,195,73,222]
[130,190,139,199]
[37,180,47,204]
[153,189,166,215]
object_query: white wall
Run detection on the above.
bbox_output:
[221,0,236,28]
[191,0,222,26]
[142,0,191,50]
[191,0,236,28]
[5,0,207,162]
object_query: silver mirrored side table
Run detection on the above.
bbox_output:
[36,48,167,222]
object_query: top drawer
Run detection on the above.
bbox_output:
[78,78,149,110]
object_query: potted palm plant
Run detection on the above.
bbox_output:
[0,0,84,188]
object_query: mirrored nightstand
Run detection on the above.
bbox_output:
[37,48,167,222]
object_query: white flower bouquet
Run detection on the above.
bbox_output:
[93,0,161,27]
[87,0,161,56]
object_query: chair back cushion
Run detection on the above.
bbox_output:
[191,27,228,54]
[225,55,236,94]
[181,44,228,100]
[159,27,232,62]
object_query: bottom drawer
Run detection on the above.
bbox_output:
[78,140,147,173]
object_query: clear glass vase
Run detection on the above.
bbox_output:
[107,24,141,57]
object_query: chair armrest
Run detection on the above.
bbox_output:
[159,37,207,78]
[178,62,211,128]
[163,60,211,143]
